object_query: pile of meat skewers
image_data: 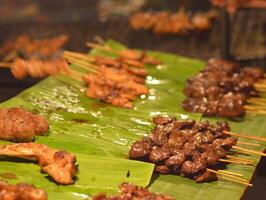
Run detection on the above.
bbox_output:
[0,35,70,80]
[182,59,265,118]
[64,43,161,109]
[129,10,217,36]
[92,182,173,200]
[0,35,68,61]
[129,116,259,185]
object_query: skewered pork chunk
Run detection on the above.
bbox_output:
[0,181,47,200]
[0,107,49,142]
[0,143,77,185]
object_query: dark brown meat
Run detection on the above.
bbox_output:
[128,116,238,183]
[195,171,218,183]
[181,152,207,175]
[0,107,49,142]
[149,146,171,163]
[153,116,176,125]
[0,181,47,200]
[128,138,152,159]
[92,183,173,200]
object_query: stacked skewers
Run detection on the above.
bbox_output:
[182,59,266,117]
[129,116,266,186]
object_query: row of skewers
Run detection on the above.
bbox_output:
[129,10,217,36]
[129,115,266,186]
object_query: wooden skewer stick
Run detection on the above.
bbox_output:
[218,170,243,177]
[86,42,118,54]
[238,141,261,147]
[66,58,98,74]
[232,146,266,157]
[217,175,252,187]
[244,105,266,111]
[63,51,95,62]
[247,100,266,107]
[63,54,98,69]
[226,155,254,163]
[206,169,252,186]
[249,98,266,103]
[219,158,252,165]
[246,110,266,115]
[224,130,266,142]
[255,83,266,88]
[0,62,12,68]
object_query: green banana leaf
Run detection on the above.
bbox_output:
[0,40,265,200]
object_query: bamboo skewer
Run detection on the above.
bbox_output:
[218,170,243,177]
[237,141,261,147]
[0,62,12,68]
[219,158,252,165]
[226,155,254,163]
[232,146,266,157]
[216,176,252,187]
[206,169,252,186]
[224,130,266,142]
[86,42,117,54]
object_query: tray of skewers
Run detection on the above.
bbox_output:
[0,37,266,200]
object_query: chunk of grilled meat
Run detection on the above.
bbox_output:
[0,143,77,185]
[0,107,49,142]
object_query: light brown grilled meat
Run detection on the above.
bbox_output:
[0,143,77,185]
[0,181,47,200]
[0,107,49,142]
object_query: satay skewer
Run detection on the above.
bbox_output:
[218,170,244,177]
[224,131,266,142]
[232,146,266,157]
[0,62,11,68]
[238,141,261,147]
[206,169,252,186]
[216,175,252,187]
[219,158,252,165]
[226,155,254,163]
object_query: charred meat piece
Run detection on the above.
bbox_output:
[153,116,176,125]
[92,183,173,200]
[0,143,77,185]
[195,170,218,183]
[128,138,152,159]
[0,181,47,200]
[0,107,49,142]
